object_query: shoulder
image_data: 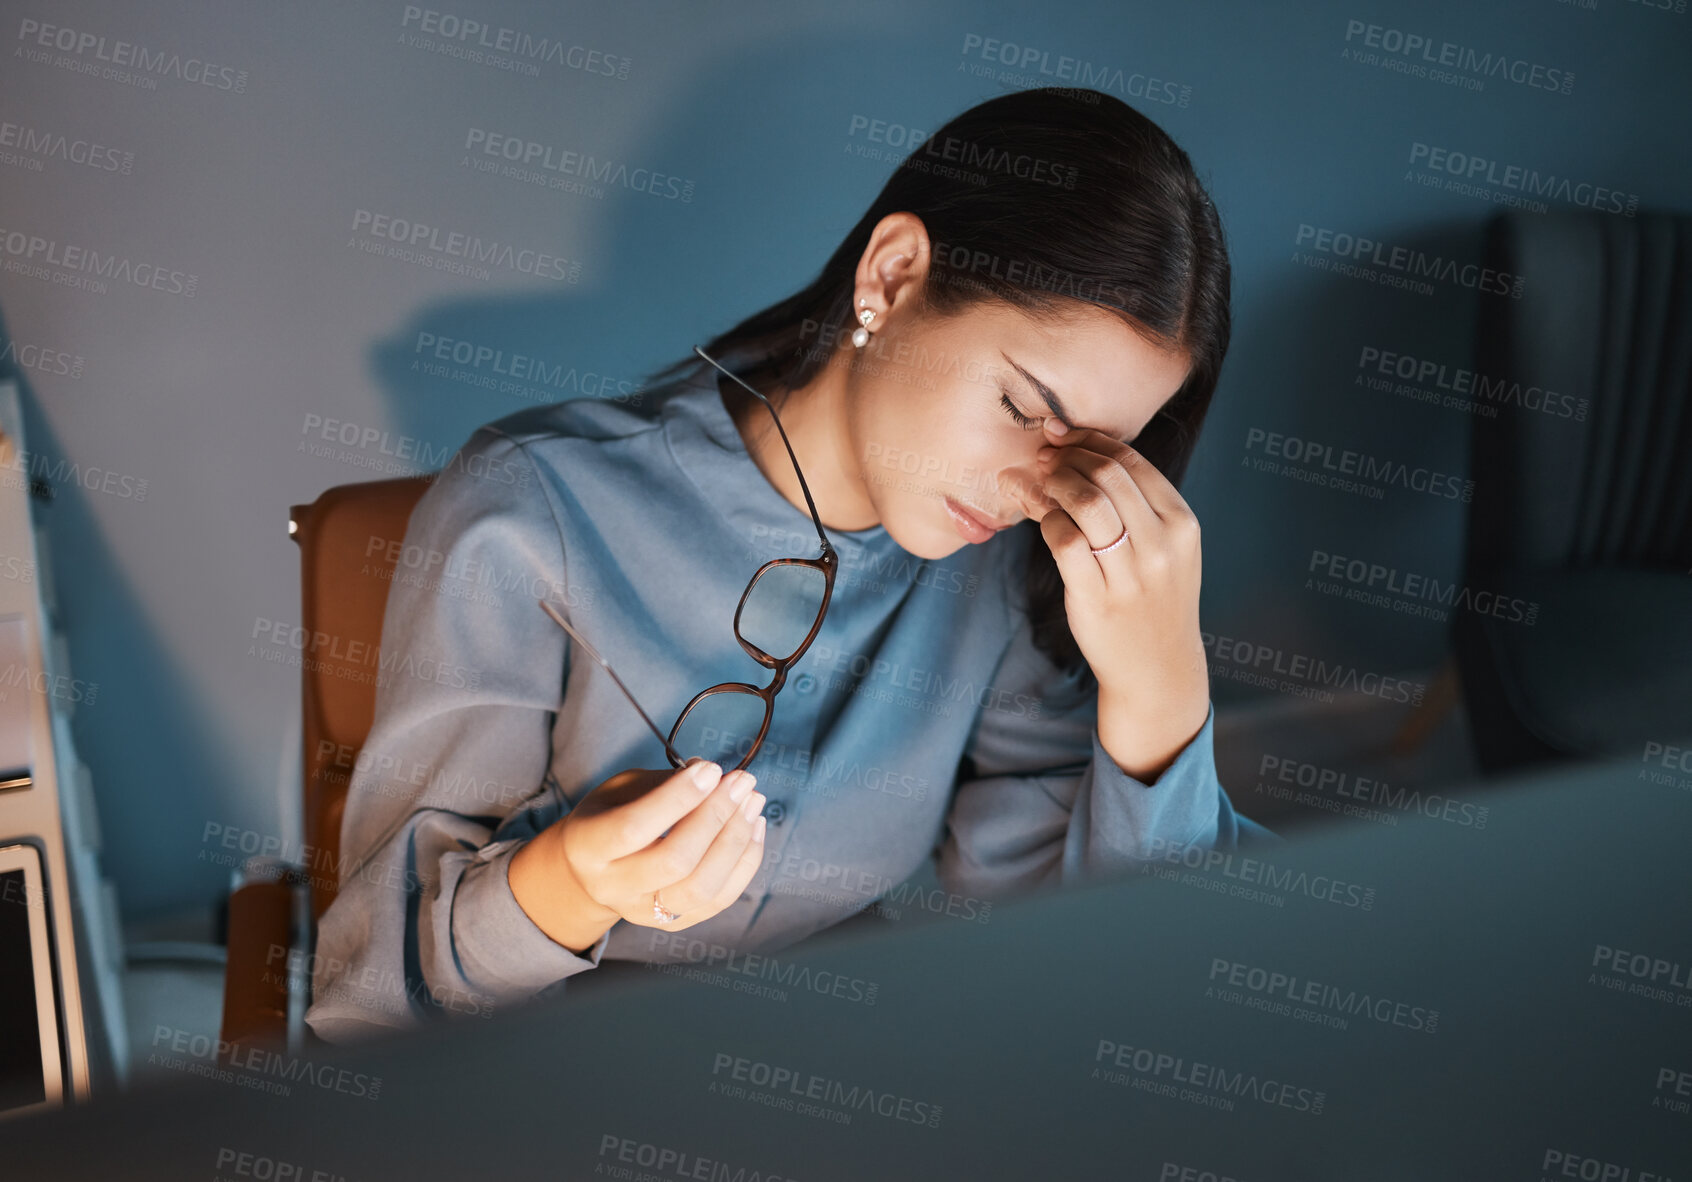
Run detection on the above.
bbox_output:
[478,390,669,450]
[437,382,692,493]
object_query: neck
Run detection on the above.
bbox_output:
[720,356,879,533]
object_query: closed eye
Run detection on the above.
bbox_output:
[999,390,1041,430]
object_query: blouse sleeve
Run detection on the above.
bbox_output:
[935,597,1275,903]
[304,426,608,1045]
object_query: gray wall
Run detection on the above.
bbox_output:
[1,0,1687,920]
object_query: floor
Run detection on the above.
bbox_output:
[118,909,229,1090]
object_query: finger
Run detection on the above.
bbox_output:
[697,815,768,919]
[587,760,725,861]
[1004,462,1060,524]
[613,770,759,890]
[1038,444,1158,549]
[1043,423,1190,521]
[658,787,764,913]
[1037,508,1106,600]
[1034,463,1138,557]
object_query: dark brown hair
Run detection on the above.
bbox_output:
[646,87,1232,691]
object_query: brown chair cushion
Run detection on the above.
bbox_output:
[292,475,432,922]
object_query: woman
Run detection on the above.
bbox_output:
[306,87,1276,1042]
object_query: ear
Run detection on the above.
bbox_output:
[855,213,931,316]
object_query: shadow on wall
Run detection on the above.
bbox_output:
[364,28,969,466]
[0,300,239,931]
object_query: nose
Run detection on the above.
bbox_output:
[996,459,1050,523]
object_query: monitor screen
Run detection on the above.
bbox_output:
[0,866,47,1113]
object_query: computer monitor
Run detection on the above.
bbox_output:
[0,842,63,1120]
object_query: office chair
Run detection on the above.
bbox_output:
[1452,208,1692,773]
[218,476,432,1051]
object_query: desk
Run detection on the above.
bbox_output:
[3,742,1689,1178]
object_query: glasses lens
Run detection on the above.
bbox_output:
[671,688,768,767]
[739,562,827,662]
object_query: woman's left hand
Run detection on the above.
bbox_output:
[1014,417,1211,782]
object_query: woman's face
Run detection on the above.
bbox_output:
[842,294,1194,561]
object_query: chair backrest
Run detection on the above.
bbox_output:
[1468,208,1692,576]
[290,475,432,923]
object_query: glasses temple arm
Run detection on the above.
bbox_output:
[693,345,834,559]
[538,599,688,767]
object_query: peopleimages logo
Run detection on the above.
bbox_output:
[1654,1066,1692,1116]
[1244,426,1473,504]
[645,930,881,1006]
[1207,957,1441,1033]
[957,33,1191,107]
[929,238,1131,307]
[710,1051,943,1128]
[1540,1148,1676,1182]
[1258,750,1491,830]
[1643,742,1692,775]
[765,848,993,924]
[349,209,581,283]
[1207,628,1428,707]
[1353,344,1589,422]
[249,615,484,694]
[594,1135,798,1182]
[0,223,198,297]
[0,337,85,379]
[1091,1039,1327,1115]
[213,1147,350,1182]
[0,661,98,707]
[843,115,1078,189]
[399,6,631,79]
[0,118,134,174]
[1407,142,1637,217]
[411,332,645,407]
[1294,223,1524,299]
[805,641,1038,717]
[1144,836,1378,911]
[1340,19,1573,95]
[298,412,531,487]
[684,721,931,802]
[149,1025,380,1100]
[282,946,493,1020]
[0,443,146,503]
[15,18,250,92]
[1589,942,1692,1007]
[1307,547,1538,628]
[462,128,694,201]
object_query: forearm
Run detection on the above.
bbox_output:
[1095,671,1210,784]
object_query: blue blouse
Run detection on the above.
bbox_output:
[305,348,1276,1041]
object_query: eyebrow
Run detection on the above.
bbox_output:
[1000,351,1131,438]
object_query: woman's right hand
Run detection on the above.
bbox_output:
[509,760,766,952]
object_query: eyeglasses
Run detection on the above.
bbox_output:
[538,345,838,774]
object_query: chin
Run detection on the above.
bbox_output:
[882,486,1016,559]
[921,535,971,560]
[902,504,986,560]
[880,520,960,560]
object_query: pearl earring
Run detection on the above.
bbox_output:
[851,298,877,348]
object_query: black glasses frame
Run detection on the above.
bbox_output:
[539,345,838,773]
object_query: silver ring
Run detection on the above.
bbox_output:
[652,890,680,924]
[1090,527,1129,556]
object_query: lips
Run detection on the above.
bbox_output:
[946,497,1011,533]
